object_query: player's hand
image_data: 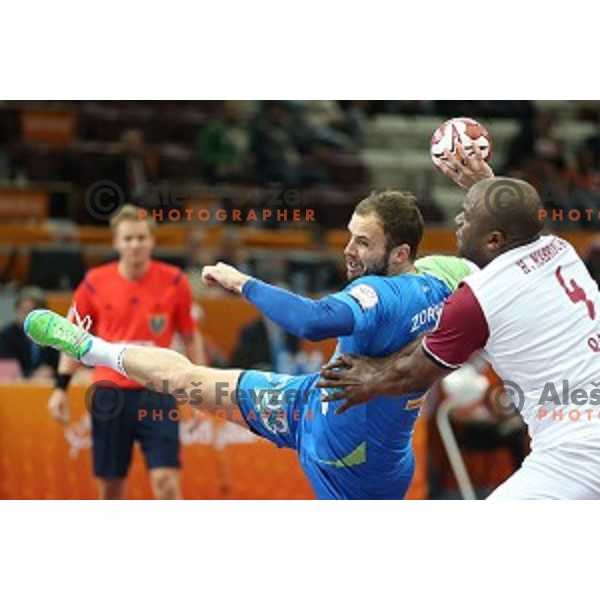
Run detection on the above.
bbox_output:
[48,389,70,424]
[317,354,388,414]
[438,141,495,190]
[201,262,252,294]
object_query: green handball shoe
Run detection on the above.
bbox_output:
[24,309,92,361]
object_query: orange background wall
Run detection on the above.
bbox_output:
[0,385,427,499]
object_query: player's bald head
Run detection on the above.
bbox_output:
[456,177,543,268]
[469,177,543,242]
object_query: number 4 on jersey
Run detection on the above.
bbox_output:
[555,266,596,320]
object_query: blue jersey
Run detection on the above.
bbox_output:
[237,256,475,499]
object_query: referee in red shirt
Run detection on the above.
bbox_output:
[48,205,205,499]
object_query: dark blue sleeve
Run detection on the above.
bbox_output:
[241,279,355,341]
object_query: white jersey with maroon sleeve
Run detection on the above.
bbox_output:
[424,235,600,452]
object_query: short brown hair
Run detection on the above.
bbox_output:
[355,190,424,260]
[109,203,156,233]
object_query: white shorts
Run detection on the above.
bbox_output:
[488,441,600,500]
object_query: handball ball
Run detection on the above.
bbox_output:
[430,117,492,167]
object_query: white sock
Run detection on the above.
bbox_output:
[82,336,129,377]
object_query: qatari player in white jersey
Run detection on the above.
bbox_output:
[318,147,600,499]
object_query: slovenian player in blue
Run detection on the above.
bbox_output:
[25,191,476,499]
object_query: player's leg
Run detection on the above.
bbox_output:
[487,446,600,500]
[124,346,233,399]
[24,308,247,426]
[25,309,303,444]
[134,388,183,500]
[488,464,567,500]
[91,386,135,500]
[123,346,306,451]
[149,468,181,500]
[97,478,127,500]
[122,345,246,424]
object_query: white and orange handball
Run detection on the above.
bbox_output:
[430,117,492,167]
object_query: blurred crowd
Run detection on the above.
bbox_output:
[504,109,600,229]
[1,100,600,229]
[1,101,600,301]
[0,101,370,224]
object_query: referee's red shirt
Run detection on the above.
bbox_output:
[72,260,196,388]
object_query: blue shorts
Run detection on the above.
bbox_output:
[91,387,180,479]
[236,370,320,451]
[237,370,416,500]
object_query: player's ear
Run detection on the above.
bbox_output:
[390,244,411,266]
[487,230,506,251]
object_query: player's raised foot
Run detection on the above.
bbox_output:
[24,309,92,361]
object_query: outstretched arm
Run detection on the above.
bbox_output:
[202,262,354,341]
[319,344,450,414]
